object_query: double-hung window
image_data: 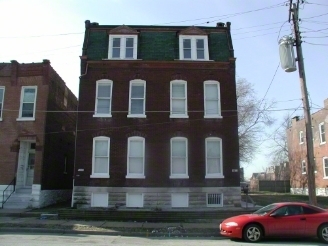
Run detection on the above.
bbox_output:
[17,86,37,121]
[299,131,304,144]
[128,80,146,118]
[205,137,224,178]
[0,87,4,120]
[179,35,209,60]
[170,80,188,118]
[319,123,326,144]
[323,157,328,178]
[204,81,221,118]
[126,137,145,179]
[170,137,188,179]
[91,136,110,178]
[108,35,137,59]
[94,80,112,117]
[301,160,306,174]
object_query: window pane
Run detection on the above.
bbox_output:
[197,50,204,59]
[0,89,3,101]
[183,39,191,48]
[131,85,144,98]
[207,141,220,158]
[131,99,143,114]
[183,39,191,59]
[206,101,218,114]
[172,99,185,114]
[172,158,186,174]
[97,99,110,114]
[22,103,34,117]
[129,140,143,156]
[112,48,120,58]
[112,38,120,58]
[205,84,218,99]
[184,49,191,59]
[172,141,186,157]
[98,85,111,97]
[207,158,220,173]
[95,157,108,173]
[95,140,108,156]
[172,84,185,97]
[126,38,133,47]
[129,157,143,173]
[125,48,133,58]
[23,89,36,102]
[113,38,120,47]
[196,39,204,49]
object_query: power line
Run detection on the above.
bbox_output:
[0,32,84,39]
[303,40,328,45]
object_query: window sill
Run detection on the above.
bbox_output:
[323,177,328,179]
[299,142,304,145]
[126,174,145,179]
[17,118,35,121]
[93,114,112,118]
[90,174,110,179]
[320,142,326,145]
[204,115,223,119]
[170,115,189,119]
[127,114,146,118]
[103,58,142,61]
[205,174,224,179]
[175,59,214,62]
[302,172,306,175]
[169,175,189,179]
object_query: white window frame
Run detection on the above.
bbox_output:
[127,79,146,118]
[90,136,110,178]
[205,137,224,178]
[126,193,144,208]
[301,160,306,174]
[108,35,138,59]
[206,193,223,207]
[170,80,188,118]
[323,157,328,179]
[94,79,113,118]
[299,131,304,144]
[126,136,145,179]
[17,86,37,121]
[171,193,189,208]
[319,122,326,144]
[0,86,4,121]
[204,81,222,118]
[170,137,189,179]
[179,35,209,60]
[91,193,109,207]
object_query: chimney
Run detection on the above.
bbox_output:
[216,22,225,27]
[324,98,328,108]
[291,116,300,125]
[10,60,19,86]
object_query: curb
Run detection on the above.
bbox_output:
[0,227,223,238]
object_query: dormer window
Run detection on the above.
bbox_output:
[179,35,209,60]
[108,35,137,59]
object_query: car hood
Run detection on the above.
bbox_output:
[222,214,260,223]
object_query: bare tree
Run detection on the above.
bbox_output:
[237,78,275,163]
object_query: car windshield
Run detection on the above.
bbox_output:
[253,204,278,215]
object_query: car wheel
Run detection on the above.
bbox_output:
[243,223,263,243]
[318,224,328,244]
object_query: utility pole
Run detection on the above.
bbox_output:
[290,0,317,205]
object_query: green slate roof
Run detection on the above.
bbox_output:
[84,24,233,62]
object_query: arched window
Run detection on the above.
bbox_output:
[90,136,110,178]
[94,79,113,117]
[126,136,145,179]
[205,137,224,178]
[170,137,189,179]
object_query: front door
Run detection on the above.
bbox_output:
[25,143,35,186]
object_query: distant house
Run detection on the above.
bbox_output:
[72,20,240,209]
[287,98,328,196]
[0,60,77,208]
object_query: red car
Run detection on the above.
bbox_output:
[220,202,328,243]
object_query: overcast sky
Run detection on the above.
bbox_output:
[0,0,327,179]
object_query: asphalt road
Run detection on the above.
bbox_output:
[0,233,327,246]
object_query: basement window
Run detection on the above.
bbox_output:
[207,193,223,207]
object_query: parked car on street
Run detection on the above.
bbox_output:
[220,202,328,243]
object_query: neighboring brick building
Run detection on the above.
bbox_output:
[72,21,240,209]
[287,98,328,195]
[0,60,77,208]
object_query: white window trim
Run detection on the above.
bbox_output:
[205,137,224,179]
[206,193,223,207]
[319,122,326,144]
[126,136,145,179]
[17,86,37,121]
[93,79,113,118]
[90,136,110,178]
[170,137,189,179]
[203,80,222,118]
[323,157,328,178]
[301,160,306,174]
[126,193,144,208]
[108,35,138,59]
[170,80,188,118]
[179,35,209,61]
[127,79,146,118]
[0,86,5,121]
[299,131,304,144]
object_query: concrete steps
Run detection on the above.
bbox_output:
[2,188,32,209]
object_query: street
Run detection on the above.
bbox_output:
[0,233,327,246]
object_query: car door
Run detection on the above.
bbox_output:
[268,205,306,237]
